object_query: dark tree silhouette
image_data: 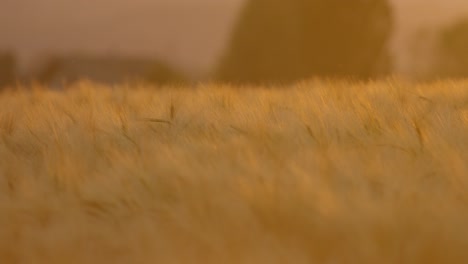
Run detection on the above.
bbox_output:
[0,52,15,88]
[434,19,468,78]
[216,0,393,84]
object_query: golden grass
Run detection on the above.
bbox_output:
[0,79,467,263]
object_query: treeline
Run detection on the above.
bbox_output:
[3,0,468,89]
[0,53,15,88]
[215,0,468,83]
[0,54,186,89]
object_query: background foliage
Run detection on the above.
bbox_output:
[216,0,393,83]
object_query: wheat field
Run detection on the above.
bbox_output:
[0,79,467,263]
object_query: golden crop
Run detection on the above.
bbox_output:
[0,79,467,263]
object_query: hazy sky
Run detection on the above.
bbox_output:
[0,0,244,76]
[2,0,468,77]
[392,0,468,75]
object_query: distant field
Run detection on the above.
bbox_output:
[0,79,467,263]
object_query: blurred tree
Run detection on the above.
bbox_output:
[434,19,468,78]
[216,0,393,84]
[0,52,16,88]
[145,62,187,86]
